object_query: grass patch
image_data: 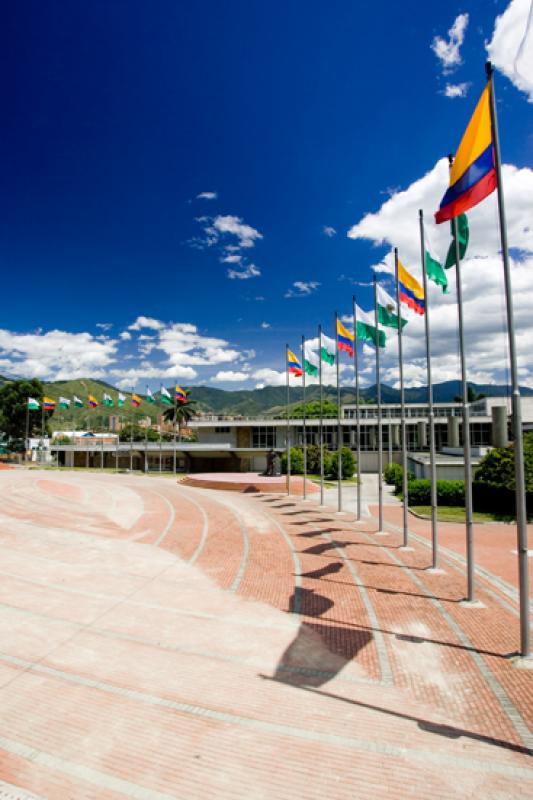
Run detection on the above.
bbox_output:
[410,505,514,523]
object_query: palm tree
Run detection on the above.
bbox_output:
[162,390,198,441]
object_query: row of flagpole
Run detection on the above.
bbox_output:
[284,64,529,658]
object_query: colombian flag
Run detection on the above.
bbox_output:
[287,349,303,376]
[43,397,56,411]
[398,260,425,315]
[131,393,141,407]
[435,83,496,224]
[175,385,187,403]
[336,319,354,357]
[88,395,98,408]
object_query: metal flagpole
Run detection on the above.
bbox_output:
[286,344,291,496]
[302,334,307,500]
[130,388,134,471]
[419,210,439,569]
[25,403,30,464]
[353,298,362,521]
[487,62,530,657]
[173,390,177,475]
[373,278,385,533]
[394,248,409,547]
[318,325,325,506]
[449,156,475,601]
[335,312,342,512]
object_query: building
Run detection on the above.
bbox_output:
[48,396,533,474]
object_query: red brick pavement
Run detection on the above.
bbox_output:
[0,470,531,799]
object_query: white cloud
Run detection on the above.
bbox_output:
[443,82,470,98]
[0,329,118,381]
[431,13,469,73]
[323,225,337,237]
[211,215,263,248]
[111,364,198,389]
[96,322,113,331]
[285,281,320,298]
[128,316,164,331]
[196,191,218,200]
[211,370,249,382]
[253,368,286,387]
[221,254,242,264]
[487,0,533,102]
[227,263,261,280]
[119,331,132,341]
[347,157,533,387]
[260,322,271,329]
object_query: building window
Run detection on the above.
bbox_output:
[252,427,275,448]
[214,426,231,433]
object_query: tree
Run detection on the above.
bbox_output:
[475,432,533,491]
[289,399,338,418]
[327,447,356,480]
[280,447,305,474]
[119,423,163,442]
[162,390,198,438]
[454,385,486,403]
[0,379,49,450]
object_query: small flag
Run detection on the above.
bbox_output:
[175,385,187,403]
[27,397,40,410]
[320,333,336,365]
[160,385,172,405]
[424,227,448,294]
[103,393,114,407]
[88,395,98,408]
[117,393,126,408]
[131,393,141,408]
[287,350,303,376]
[398,260,425,315]
[303,343,319,377]
[444,213,469,269]
[59,397,71,410]
[336,319,355,357]
[146,387,156,404]
[435,84,496,224]
[73,396,83,408]
[355,305,386,348]
[376,284,408,330]
[43,397,56,411]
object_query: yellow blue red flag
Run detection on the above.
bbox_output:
[398,260,425,315]
[435,83,496,224]
[287,349,303,376]
[336,319,354,357]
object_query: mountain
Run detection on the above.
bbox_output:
[2,376,532,429]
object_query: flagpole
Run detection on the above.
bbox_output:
[286,344,291,496]
[318,324,325,506]
[130,388,134,471]
[487,62,530,658]
[173,391,177,475]
[448,157,475,602]
[353,297,362,521]
[25,402,30,463]
[394,248,409,547]
[335,312,342,512]
[302,334,307,500]
[373,278,384,533]
[419,210,439,569]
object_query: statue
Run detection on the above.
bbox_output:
[265,449,277,477]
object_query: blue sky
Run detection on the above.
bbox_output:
[2,0,532,391]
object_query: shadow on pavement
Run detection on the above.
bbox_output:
[301,562,344,580]
[296,687,533,757]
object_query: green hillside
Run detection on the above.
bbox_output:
[43,379,164,431]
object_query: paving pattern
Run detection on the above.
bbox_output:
[0,469,531,799]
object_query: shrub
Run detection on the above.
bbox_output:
[280,447,304,475]
[306,444,321,474]
[407,478,465,507]
[327,447,356,480]
[384,462,402,486]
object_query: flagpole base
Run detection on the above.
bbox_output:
[375,530,389,536]
[510,654,533,670]
[459,599,485,609]
[426,567,446,575]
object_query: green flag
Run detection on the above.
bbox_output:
[444,213,469,269]
[160,386,173,405]
[146,388,156,404]
[425,251,448,294]
[103,393,114,407]
[320,333,336,365]
[303,343,319,377]
[355,305,386,348]
[59,397,71,410]
[376,284,407,330]
[73,395,83,408]
[117,393,126,407]
[27,397,40,410]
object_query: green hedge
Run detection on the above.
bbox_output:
[384,462,402,486]
[407,478,533,517]
[281,446,356,479]
[407,479,465,506]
